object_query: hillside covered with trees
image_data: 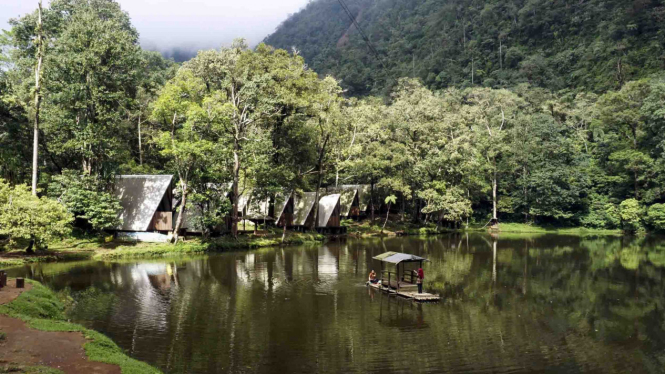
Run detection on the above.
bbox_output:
[265,0,665,96]
[2,0,665,249]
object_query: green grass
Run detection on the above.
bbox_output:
[344,219,448,237]
[0,230,325,266]
[0,280,161,374]
[467,222,623,235]
[93,232,325,261]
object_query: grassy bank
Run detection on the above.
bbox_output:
[0,279,161,373]
[0,231,325,266]
[467,222,623,235]
[345,219,623,237]
[0,222,622,267]
[93,232,324,261]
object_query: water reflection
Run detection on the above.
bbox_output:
[9,234,665,373]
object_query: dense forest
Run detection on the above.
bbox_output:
[2,0,665,248]
[265,0,665,96]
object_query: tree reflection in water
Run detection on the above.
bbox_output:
[9,234,665,373]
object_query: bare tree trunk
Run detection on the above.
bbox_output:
[492,160,498,222]
[173,181,187,244]
[312,135,330,231]
[138,114,143,166]
[499,38,503,70]
[31,0,44,196]
[232,145,240,239]
[382,203,391,233]
[281,222,287,244]
[370,182,375,223]
[634,170,639,200]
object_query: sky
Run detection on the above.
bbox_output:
[0,0,309,59]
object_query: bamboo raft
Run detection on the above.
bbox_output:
[367,281,441,302]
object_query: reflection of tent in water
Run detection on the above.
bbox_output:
[368,251,440,302]
[113,175,174,242]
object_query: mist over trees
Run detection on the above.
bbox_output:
[2,0,665,244]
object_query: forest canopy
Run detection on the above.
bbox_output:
[2,0,665,242]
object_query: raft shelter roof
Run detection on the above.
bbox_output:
[318,193,341,227]
[113,175,173,232]
[373,251,429,265]
[293,192,317,226]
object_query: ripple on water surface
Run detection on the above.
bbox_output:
[8,234,665,374]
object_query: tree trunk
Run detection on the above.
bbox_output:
[492,161,498,222]
[26,238,35,254]
[634,170,639,200]
[312,135,329,231]
[382,203,391,234]
[499,38,503,70]
[172,181,187,244]
[370,182,375,223]
[138,114,143,166]
[281,222,287,244]
[31,1,43,196]
[232,145,240,239]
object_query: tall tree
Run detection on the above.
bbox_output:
[31,0,44,195]
[184,40,321,238]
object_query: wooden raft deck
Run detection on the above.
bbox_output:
[367,281,441,302]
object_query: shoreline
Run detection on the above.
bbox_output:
[0,223,624,267]
[0,279,161,373]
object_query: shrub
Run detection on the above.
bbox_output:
[646,204,665,231]
[48,171,121,231]
[619,199,643,233]
[581,195,620,229]
[0,180,73,250]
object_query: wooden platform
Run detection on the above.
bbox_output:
[367,281,440,302]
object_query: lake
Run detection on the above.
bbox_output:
[8,234,665,373]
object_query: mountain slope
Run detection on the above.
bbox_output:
[265,0,665,96]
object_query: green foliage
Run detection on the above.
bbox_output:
[0,180,73,248]
[47,171,121,231]
[645,204,665,232]
[581,194,620,229]
[266,0,665,96]
[619,199,643,233]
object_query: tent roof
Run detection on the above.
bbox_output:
[293,192,317,226]
[274,191,293,222]
[338,189,357,217]
[318,193,341,227]
[245,195,272,220]
[337,185,371,211]
[114,175,173,231]
[372,251,428,264]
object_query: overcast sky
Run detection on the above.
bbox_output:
[0,0,309,56]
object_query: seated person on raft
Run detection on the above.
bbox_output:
[368,270,379,284]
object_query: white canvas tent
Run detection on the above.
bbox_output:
[113,175,173,232]
[318,194,341,227]
[293,192,317,227]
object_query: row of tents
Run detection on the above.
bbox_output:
[111,175,379,241]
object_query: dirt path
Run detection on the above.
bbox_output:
[0,279,120,374]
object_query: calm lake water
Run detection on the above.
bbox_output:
[8,234,665,374]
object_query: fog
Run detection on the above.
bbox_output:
[0,0,310,61]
